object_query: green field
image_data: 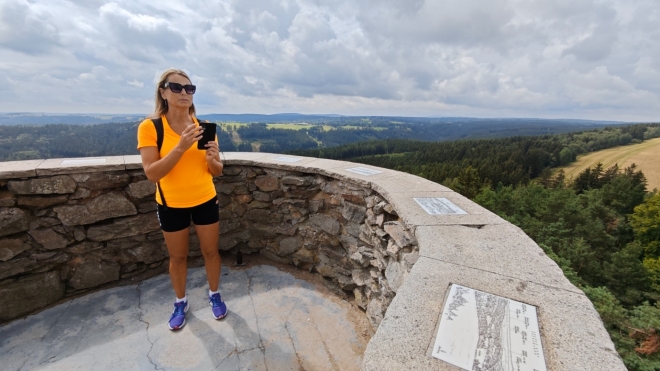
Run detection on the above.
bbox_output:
[266,123,314,130]
[218,122,338,131]
[557,137,660,190]
[218,122,248,131]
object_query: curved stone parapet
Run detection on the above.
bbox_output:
[0,153,625,370]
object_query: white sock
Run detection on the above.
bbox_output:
[175,296,187,303]
[209,290,219,297]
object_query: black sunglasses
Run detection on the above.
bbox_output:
[164,82,196,94]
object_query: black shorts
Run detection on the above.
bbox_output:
[156,196,219,232]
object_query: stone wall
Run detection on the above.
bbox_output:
[0,163,417,329]
[0,154,626,370]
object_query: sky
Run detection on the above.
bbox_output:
[0,0,659,121]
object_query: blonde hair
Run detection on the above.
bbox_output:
[150,68,196,119]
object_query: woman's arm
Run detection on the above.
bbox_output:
[140,124,202,182]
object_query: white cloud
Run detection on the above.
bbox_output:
[0,0,657,121]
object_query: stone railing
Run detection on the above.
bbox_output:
[0,153,626,370]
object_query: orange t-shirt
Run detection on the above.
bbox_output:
[136,115,217,208]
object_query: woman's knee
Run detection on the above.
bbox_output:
[169,255,188,266]
[201,247,220,260]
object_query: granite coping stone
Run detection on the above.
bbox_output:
[0,159,45,179]
[123,155,143,170]
[368,172,453,193]
[415,224,582,294]
[384,190,508,227]
[36,156,125,176]
[221,151,279,166]
[361,257,625,371]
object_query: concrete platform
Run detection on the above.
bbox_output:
[1,262,371,371]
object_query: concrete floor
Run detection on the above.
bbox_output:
[1,261,371,371]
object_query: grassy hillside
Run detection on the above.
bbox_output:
[557,137,660,191]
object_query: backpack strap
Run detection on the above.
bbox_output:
[152,117,165,152]
[151,117,167,208]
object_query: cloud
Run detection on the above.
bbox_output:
[0,0,657,121]
[0,0,61,54]
[98,3,187,62]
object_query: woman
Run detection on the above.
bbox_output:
[137,68,227,331]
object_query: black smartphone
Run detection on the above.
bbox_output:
[197,122,217,150]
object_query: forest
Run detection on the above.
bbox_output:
[0,116,627,161]
[295,124,660,370]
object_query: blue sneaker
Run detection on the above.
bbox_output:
[209,293,227,320]
[168,301,189,331]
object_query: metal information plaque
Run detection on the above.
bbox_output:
[61,158,106,165]
[432,284,547,371]
[273,156,302,163]
[413,197,467,215]
[345,167,382,176]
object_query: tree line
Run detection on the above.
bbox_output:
[0,118,646,161]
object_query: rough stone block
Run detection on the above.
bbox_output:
[126,180,156,199]
[86,213,160,241]
[254,175,279,191]
[222,166,242,176]
[8,175,77,195]
[0,271,64,321]
[0,258,39,280]
[383,221,415,248]
[252,191,271,202]
[281,176,313,186]
[120,242,165,264]
[76,173,130,190]
[308,214,340,236]
[366,296,390,331]
[69,187,91,200]
[278,236,303,255]
[291,247,317,264]
[28,229,69,250]
[17,195,68,209]
[54,192,137,226]
[69,259,120,290]
[66,241,102,254]
[245,209,279,224]
[0,191,15,207]
[342,202,367,223]
[0,208,30,238]
[384,261,406,293]
[0,238,31,261]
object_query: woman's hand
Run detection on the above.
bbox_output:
[205,141,220,163]
[175,124,203,153]
[205,141,223,176]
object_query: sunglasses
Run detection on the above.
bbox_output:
[164,82,196,94]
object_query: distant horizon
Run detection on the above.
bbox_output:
[0,111,643,124]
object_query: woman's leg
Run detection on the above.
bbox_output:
[163,229,190,299]
[194,222,221,292]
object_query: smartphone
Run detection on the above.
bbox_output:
[197,122,217,150]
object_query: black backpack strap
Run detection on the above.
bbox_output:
[151,117,167,208]
[152,117,164,152]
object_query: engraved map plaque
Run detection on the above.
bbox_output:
[273,156,302,163]
[432,284,547,371]
[345,167,382,176]
[61,158,106,165]
[413,197,467,215]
